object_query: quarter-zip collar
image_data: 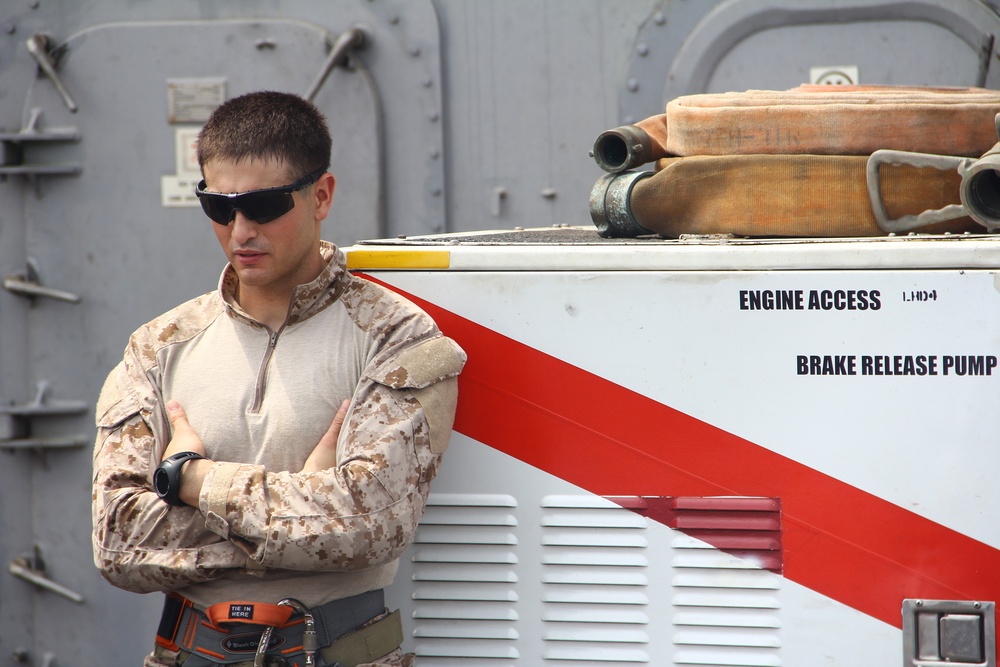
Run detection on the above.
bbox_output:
[215,241,350,414]
[217,240,348,328]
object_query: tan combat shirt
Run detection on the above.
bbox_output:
[91,242,466,608]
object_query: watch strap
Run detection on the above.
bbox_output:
[154,451,206,506]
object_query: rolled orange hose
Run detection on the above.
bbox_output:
[625,154,976,237]
[664,85,1000,158]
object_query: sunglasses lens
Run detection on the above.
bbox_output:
[198,191,294,225]
[199,195,235,225]
[239,191,295,224]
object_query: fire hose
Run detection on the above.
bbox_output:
[590,86,1000,237]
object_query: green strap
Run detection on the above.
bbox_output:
[320,609,404,667]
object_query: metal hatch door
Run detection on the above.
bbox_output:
[618,0,1000,123]
[1,18,381,665]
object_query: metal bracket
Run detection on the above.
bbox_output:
[0,380,88,452]
[0,107,81,178]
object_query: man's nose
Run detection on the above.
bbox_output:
[230,210,259,242]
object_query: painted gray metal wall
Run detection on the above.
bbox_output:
[0,0,998,664]
[0,4,438,664]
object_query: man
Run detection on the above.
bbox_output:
[92,91,466,667]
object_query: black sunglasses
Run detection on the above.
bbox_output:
[195,169,326,225]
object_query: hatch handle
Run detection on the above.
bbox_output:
[9,549,84,604]
[303,26,368,102]
[3,258,80,304]
[25,34,78,113]
[3,275,81,303]
[867,149,974,234]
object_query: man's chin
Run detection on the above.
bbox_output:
[231,265,270,286]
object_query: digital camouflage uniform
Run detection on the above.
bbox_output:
[92,241,466,666]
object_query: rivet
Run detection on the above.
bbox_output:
[428,111,439,122]
[409,45,421,57]
[636,43,649,57]
[422,77,433,88]
[653,11,666,25]
[915,600,924,607]
[388,15,400,25]
[397,234,407,239]
[626,78,640,92]
[429,149,440,160]
[975,601,982,609]
[541,188,557,199]
[431,188,442,197]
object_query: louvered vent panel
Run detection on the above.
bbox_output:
[669,499,782,667]
[613,496,783,573]
[541,495,651,664]
[411,493,520,666]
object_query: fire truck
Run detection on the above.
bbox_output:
[0,0,998,665]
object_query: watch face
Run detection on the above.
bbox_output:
[154,466,170,497]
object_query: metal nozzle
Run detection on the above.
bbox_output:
[592,125,655,173]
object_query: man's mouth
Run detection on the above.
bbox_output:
[234,249,266,265]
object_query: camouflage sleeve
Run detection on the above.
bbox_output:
[91,351,248,594]
[197,334,466,571]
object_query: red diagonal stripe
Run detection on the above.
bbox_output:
[364,275,1000,639]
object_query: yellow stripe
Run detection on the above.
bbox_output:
[345,249,451,270]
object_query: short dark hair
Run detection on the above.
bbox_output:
[196,91,331,180]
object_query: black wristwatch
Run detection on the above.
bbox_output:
[154,451,206,506]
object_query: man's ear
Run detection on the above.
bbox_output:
[313,172,336,220]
